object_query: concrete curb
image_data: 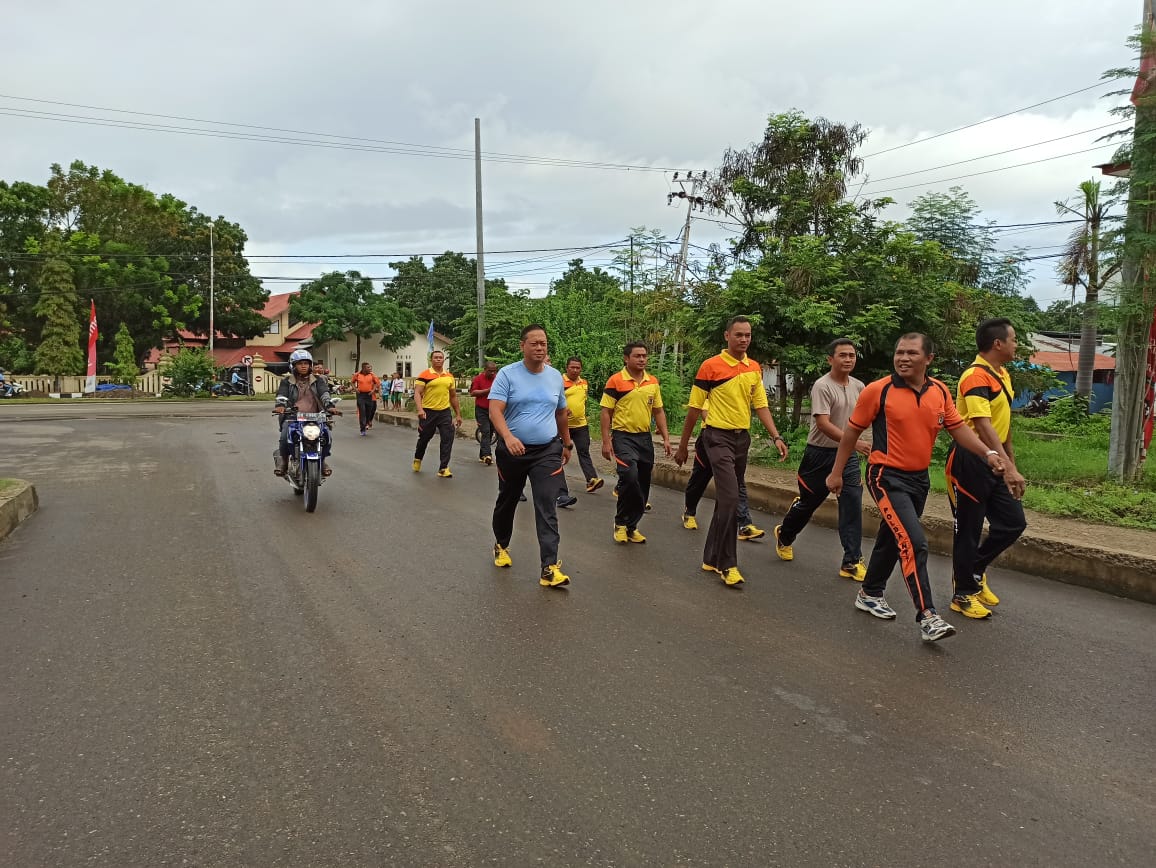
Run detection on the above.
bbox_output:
[377,410,1156,605]
[0,480,39,543]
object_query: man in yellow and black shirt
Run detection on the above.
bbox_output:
[945,318,1028,619]
[557,357,604,507]
[600,342,671,544]
[674,316,789,586]
[413,349,462,477]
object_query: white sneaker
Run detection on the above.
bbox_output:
[919,611,957,642]
[854,590,897,620]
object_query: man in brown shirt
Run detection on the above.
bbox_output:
[774,339,871,579]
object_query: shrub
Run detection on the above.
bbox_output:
[161,348,216,397]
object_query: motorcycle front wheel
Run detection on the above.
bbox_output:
[303,459,321,512]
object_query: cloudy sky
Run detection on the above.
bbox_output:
[0,0,1140,305]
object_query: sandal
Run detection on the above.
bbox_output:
[322,464,333,477]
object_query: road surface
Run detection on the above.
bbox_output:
[1,402,1153,866]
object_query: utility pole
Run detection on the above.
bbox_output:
[660,171,708,367]
[1110,0,1156,481]
[474,118,486,368]
[208,221,215,355]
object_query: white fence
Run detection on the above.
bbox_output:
[10,371,167,395]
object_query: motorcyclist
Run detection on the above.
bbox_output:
[273,349,341,477]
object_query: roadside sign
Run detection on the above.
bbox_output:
[242,354,253,366]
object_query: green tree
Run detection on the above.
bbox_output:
[32,235,84,389]
[161,347,216,397]
[385,252,509,338]
[705,110,867,255]
[1036,298,1121,334]
[109,322,139,385]
[451,285,533,367]
[906,187,1030,296]
[291,271,420,368]
[1055,179,1122,401]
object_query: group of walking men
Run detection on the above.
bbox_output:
[406,315,1028,643]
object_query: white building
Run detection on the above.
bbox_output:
[305,330,454,380]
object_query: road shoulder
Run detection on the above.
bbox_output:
[0,480,38,542]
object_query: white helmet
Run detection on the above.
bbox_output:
[289,349,313,365]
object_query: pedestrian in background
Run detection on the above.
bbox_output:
[413,350,462,478]
[471,360,498,466]
[350,362,381,436]
[774,339,870,579]
[556,356,604,508]
[390,372,406,409]
[601,342,671,545]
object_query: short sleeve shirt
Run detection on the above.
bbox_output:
[600,369,663,433]
[956,355,1015,443]
[808,373,866,447]
[417,368,454,411]
[470,372,496,410]
[849,374,964,472]
[391,377,405,393]
[563,377,589,428]
[688,351,766,431]
[489,361,567,445]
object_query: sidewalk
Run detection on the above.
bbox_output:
[375,409,1156,604]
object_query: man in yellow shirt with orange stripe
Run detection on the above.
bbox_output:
[412,349,462,477]
[945,318,1028,618]
[600,342,671,544]
[674,316,788,586]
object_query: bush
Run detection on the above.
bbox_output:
[161,348,216,397]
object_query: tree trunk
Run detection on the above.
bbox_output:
[791,377,805,428]
[777,366,788,418]
[355,333,362,370]
[1075,286,1098,400]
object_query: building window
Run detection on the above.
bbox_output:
[266,319,280,335]
[404,362,412,377]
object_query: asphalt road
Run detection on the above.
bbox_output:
[1,402,1153,867]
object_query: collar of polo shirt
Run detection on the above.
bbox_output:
[620,367,654,385]
[719,350,751,367]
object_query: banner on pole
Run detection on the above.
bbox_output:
[1141,305,1156,459]
[85,299,98,394]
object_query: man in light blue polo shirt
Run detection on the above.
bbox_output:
[488,324,573,588]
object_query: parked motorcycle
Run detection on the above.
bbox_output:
[1022,394,1050,417]
[275,399,340,513]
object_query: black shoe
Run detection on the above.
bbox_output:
[274,454,287,476]
[519,493,527,502]
[557,494,578,508]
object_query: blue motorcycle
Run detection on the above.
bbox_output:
[277,402,340,512]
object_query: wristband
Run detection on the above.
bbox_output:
[773,436,785,443]
[562,442,573,450]
[985,449,999,457]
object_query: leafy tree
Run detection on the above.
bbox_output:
[451,284,533,367]
[550,259,621,303]
[109,322,139,385]
[1055,179,1122,401]
[32,235,84,388]
[291,271,420,368]
[0,336,35,374]
[161,347,216,397]
[385,252,509,337]
[705,110,867,255]
[906,187,1030,296]
[1036,298,1121,335]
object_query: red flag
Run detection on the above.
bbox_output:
[85,299,98,394]
[1142,306,1156,458]
[1133,0,1156,105]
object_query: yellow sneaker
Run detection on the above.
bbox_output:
[738,523,766,541]
[701,562,718,573]
[540,563,570,587]
[627,529,646,544]
[412,459,422,472]
[586,478,604,493]
[682,512,698,530]
[950,594,993,619]
[773,525,794,561]
[839,560,867,581]
[613,525,628,544]
[720,566,745,586]
[493,544,512,568]
[977,574,1000,606]
[645,502,652,512]
[437,467,453,478]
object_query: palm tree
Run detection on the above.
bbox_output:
[1055,180,1122,402]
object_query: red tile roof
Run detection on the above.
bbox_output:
[1030,351,1116,373]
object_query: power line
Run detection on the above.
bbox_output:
[860,122,1123,186]
[867,144,1117,196]
[861,82,1109,158]
[0,102,674,173]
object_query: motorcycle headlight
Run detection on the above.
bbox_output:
[302,423,322,441]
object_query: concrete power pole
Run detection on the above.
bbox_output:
[474,118,486,368]
[662,171,708,368]
[208,221,215,356]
